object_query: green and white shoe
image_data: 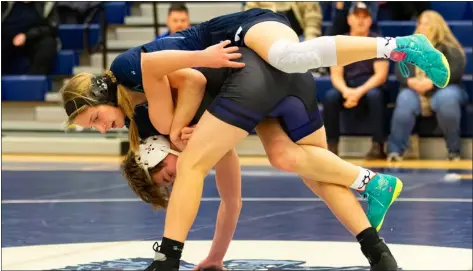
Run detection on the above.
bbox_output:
[359,174,403,231]
[392,34,450,88]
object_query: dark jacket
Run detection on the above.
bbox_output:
[56,2,101,13]
[395,43,466,91]
[2,2,59,42]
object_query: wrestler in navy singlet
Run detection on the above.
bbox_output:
[109,8,290,92]
[128,48,323,143]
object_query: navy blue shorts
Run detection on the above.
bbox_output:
[205,48,323,142]
[200,8,291,47]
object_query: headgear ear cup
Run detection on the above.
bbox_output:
[64,75,119,116]
[90,75,118,105]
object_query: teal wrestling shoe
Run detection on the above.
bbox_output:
[360,174,403,231]
[392,34,450,88]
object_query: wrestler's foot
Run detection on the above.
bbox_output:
[361,239,398,271]
[360,174,403,231]
[392,34,450,88]
[145,242,179,271]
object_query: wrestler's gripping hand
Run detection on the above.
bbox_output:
[180,125,196,147]
[200,40,245,69]
[170,130,186,151]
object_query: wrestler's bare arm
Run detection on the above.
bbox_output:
[204,148,242,267]
[141,40,243,81]
[166,69,207,150]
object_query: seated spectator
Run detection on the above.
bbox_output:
[327,1,379,35]
[1,2,59,75]
[387,10,467,161]
[323,2,389,159]
[156,3,190,39]
[244,2,323,40]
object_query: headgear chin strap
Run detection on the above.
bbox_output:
[135,135,180,182]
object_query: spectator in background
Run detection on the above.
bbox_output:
[244,2,323,41]
[387,10,467,161]
[56,2,102,24]
[323,2,389,159]
[156,3,190,39]
[1,2,59,75]
[328,1,378,35]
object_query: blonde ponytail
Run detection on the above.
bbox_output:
[104,73,139,153]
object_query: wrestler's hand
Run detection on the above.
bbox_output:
[192,257,225,271]
[200,40,245,69]
[180,125,196,146]
[170,130,186,151]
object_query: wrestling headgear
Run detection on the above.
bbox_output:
[135,135,181,182]
[64,74,118,117]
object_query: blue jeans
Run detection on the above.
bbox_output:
[388,85,468,155]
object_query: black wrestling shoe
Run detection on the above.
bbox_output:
[145,242,180,271]
[361,239,398,271]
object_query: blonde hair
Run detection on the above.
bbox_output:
[60,71,141,152]
[416,10,465,55]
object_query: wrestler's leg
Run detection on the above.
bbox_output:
[147,111,248,269]
[255,121,369,235]
[243,21,449,87]
[256,120,398,270]
[163,112,248,244]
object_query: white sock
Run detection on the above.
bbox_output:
[350,167,377,191]
[376,37,397,59]
[267,36,338,73]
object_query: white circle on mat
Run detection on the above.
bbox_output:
[2,240,472,270]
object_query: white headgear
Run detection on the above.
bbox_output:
[135,135,180,182]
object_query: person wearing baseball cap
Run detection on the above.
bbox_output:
[324,1,390,159]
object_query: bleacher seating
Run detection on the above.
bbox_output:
[53,50,77,75]
[1,76,49,101]
[431,1,473,20]
[104,2,130,24]
[58,24,101,51]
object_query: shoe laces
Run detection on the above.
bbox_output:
[396,37,430,78]
[398,61,411,78]
[361,191,385,209]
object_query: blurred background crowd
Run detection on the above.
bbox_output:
[1,1,472,161]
